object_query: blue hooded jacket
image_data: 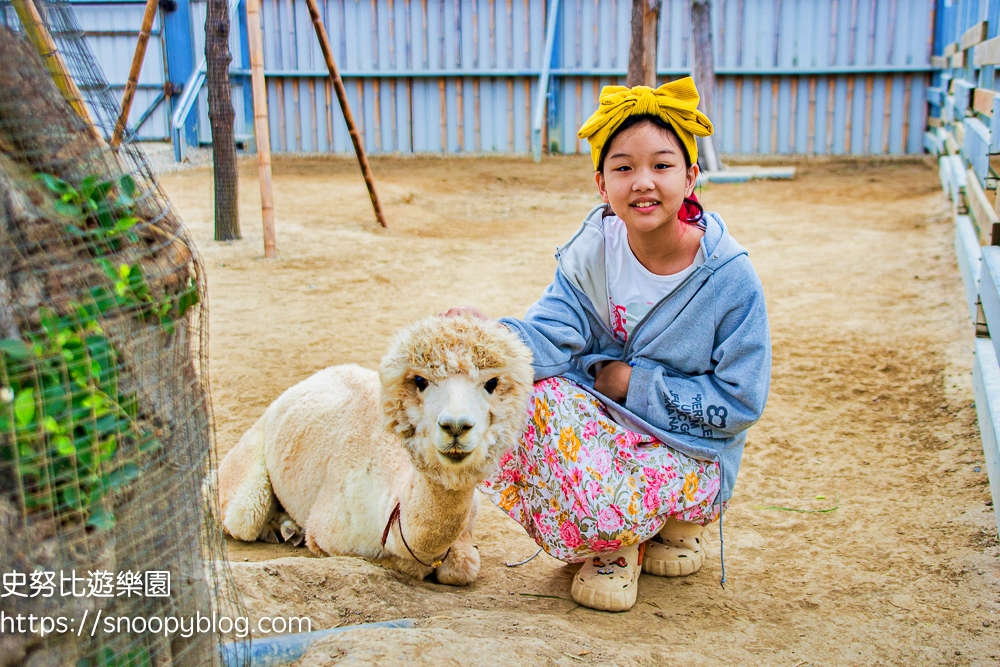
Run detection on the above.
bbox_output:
[500,204,771,503]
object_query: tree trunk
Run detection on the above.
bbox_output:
[206,0,241,240]
[691,0,722,171]
[627,0,660,87]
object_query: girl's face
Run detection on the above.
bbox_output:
[595,121,699,235]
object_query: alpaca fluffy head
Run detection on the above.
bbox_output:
[380,314,534,490]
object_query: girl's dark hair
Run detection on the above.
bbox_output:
[597,114,703,226]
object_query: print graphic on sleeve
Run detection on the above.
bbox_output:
[664,391,714,438]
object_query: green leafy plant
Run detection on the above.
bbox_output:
[0,305,156,529]
[93,259,199,334]
[35,172,200,331]
[35,173,140,256]
[0,171,206,530]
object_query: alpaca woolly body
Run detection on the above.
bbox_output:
[217,315,533,584]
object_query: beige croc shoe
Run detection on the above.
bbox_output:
[570,544,642,612]
[642,518,712,577]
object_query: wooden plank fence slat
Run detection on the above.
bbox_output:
[991,97,1000,152]
[972,337,1000,537]
[948,154,968,203]
[953,79,975,117]
[927,86,944,107]
[939,154,952,193]
[963,118,991,188]
[951,51,966,68]
[983,250,1000,356]
[943,129,959,155]
[960,20,988,52]
[974,88,996,117]
[944,41,959,57]
[955,213,982,322]
[924,129,942,154]
[966,166,999,245]
[974,36,1000,68]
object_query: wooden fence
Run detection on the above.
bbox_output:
[927,0,1000,536]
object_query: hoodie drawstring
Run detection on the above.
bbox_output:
[717,458,726,588]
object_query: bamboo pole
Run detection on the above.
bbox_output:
[111,0,158,148]
[304,0,387,227]
[11,0,99,137]
[246,0,278,257]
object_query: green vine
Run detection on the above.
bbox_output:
[0,173,199,530]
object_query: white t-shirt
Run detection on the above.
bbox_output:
[604,215,704,344]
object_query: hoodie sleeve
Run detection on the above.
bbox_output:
[624,262,772,438]
[499,271,593,382]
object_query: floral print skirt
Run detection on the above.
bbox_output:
[481,376,723,563]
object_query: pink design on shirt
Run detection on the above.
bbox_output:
[610,300,628,342]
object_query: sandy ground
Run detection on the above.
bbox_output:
[157,154,1000,666]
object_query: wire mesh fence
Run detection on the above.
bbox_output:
[0,2,247,664]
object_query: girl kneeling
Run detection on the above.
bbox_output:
[454,78,771,612]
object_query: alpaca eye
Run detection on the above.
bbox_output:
[413,376,428,392]
[484,377,499,394]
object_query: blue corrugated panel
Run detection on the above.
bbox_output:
[63,0,938,155]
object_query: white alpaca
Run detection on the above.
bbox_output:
[216,315,533,584]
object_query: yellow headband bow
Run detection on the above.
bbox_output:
[577,77,714,170]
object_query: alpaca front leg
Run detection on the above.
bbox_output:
[435,528,480,586]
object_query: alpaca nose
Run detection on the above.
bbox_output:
[438,416,474,439]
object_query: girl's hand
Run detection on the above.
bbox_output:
[594,361,632,403]
[439,306,488,320]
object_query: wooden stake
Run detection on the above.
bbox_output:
[575,77,582,153]
[305,0,388,227]
[474,78,482,152]
[863,74,874,154]
[825,78,835,154]
[900,74,911,154]
[275,78,286,150]
[292,78,302,151]
[844,76,855,153]
[309,78,318,151]
[734,76,742,151]
[752,75,761,153]
[507,78,515,152]
[373,78,382,152]
[324,79,333,149]
[111,0,158,148]
[524,78,531,150]
[11,0,98,137]
[807,75,817,154]
[246,0,277,257]
[456,77,464,151]
[881,75,893,154]
[770,77,779,153]
[439,78,447,150]
[789,76,798,152]
[391,78,398,151]
[406,78,414,151]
